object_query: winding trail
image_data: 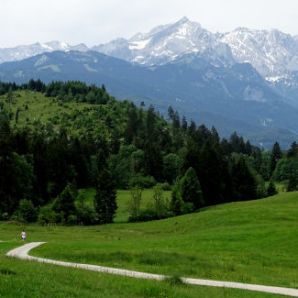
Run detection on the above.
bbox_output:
[6,242,298,297]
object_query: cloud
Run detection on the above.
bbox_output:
[1,0,297,47]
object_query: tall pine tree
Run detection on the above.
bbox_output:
[270,142,282,175]
[94,148,117,224]
[180,167,204,210]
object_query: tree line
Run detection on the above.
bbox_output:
[0,80,297,224]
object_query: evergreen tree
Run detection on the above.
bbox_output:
[231,156,258,201]
[182,116,188,131]
[124,105,139,144]
[287,142,298,158]
[180,167,204,210]
[170,180,183,215]
[94,149,117,224]
[267,180,278,197]
[270,142,282,175]
[163,153,182,184]
[53,184,77,221]
[197,143,232,205]
[17,199,37,223]
[287,174,298,192]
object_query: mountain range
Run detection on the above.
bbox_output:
[1,17,298,147]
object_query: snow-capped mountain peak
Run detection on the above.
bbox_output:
[2,17,298,84]
[0,41,88,64]
[221,27,298,78]
[93,17,233,66]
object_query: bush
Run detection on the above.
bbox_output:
[181,202,194,214]
[76,203,98,225]
[17,199,37,223]
[274,158,298,181]
[0,212,9,221]
[158,182,171,191]
[151,185,169,219]
[129,176,156,189]
[166,275,185,286]
[129,208,173,223]
[38,205,61,225]
[128,188,142,220]
[66,214,78,225]
[53,184,77,222]
[287,175,298,192]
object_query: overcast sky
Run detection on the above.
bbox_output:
[2,0,298,47]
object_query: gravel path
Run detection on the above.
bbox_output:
[6,242,298,297]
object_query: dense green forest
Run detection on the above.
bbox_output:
[0,80,297,224]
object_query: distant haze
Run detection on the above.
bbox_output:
[1,0,298,47]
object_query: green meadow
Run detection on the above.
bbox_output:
[1,191,298,297]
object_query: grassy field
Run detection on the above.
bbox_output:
[0,241,279,298]
[79,188,171,223]
[1,191,298,297]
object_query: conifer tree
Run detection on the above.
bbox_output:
[53,184,77,221]
[270,142,282,175]
[287,174,298,192]
[231,156,258,201]
[94,149,117,224]
[180,167,204,210]
[267,180,278,196]
[170,180,183,215]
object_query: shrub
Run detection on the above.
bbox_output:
[66,215,78,225]
[151,185,169,219]
[0,212,9,221]
[129,176,156,189]
[181,202,194,214]
[38,205,61,225]
[166,275,185,286]
[128,188,142,220]
[76,203,98,225]
[159,182,171,191]
[53,184,77,221]
[17,199,37,223]
[129,208,173,223]
[287,175,298,192]
[274,158,298,181]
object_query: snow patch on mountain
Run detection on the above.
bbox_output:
[95,17,234,66]
[221,28,298,78]
[2,17,298,92]
[129,39,151,50]
[0,41,88,64]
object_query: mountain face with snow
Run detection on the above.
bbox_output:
[94,17,235,67]
[1,18,298,145]
[0,41,89,64]
[2,17,298,81]
[92,18,298,81]
[1,50,298,147]
[221,28,298,79]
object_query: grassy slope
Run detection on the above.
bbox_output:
[0,90,126,138]
[0,243,278,298]
[1,192,298,297]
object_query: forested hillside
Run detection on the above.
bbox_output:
[0,80,297,224]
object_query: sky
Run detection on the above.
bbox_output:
[1,0,298,47]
